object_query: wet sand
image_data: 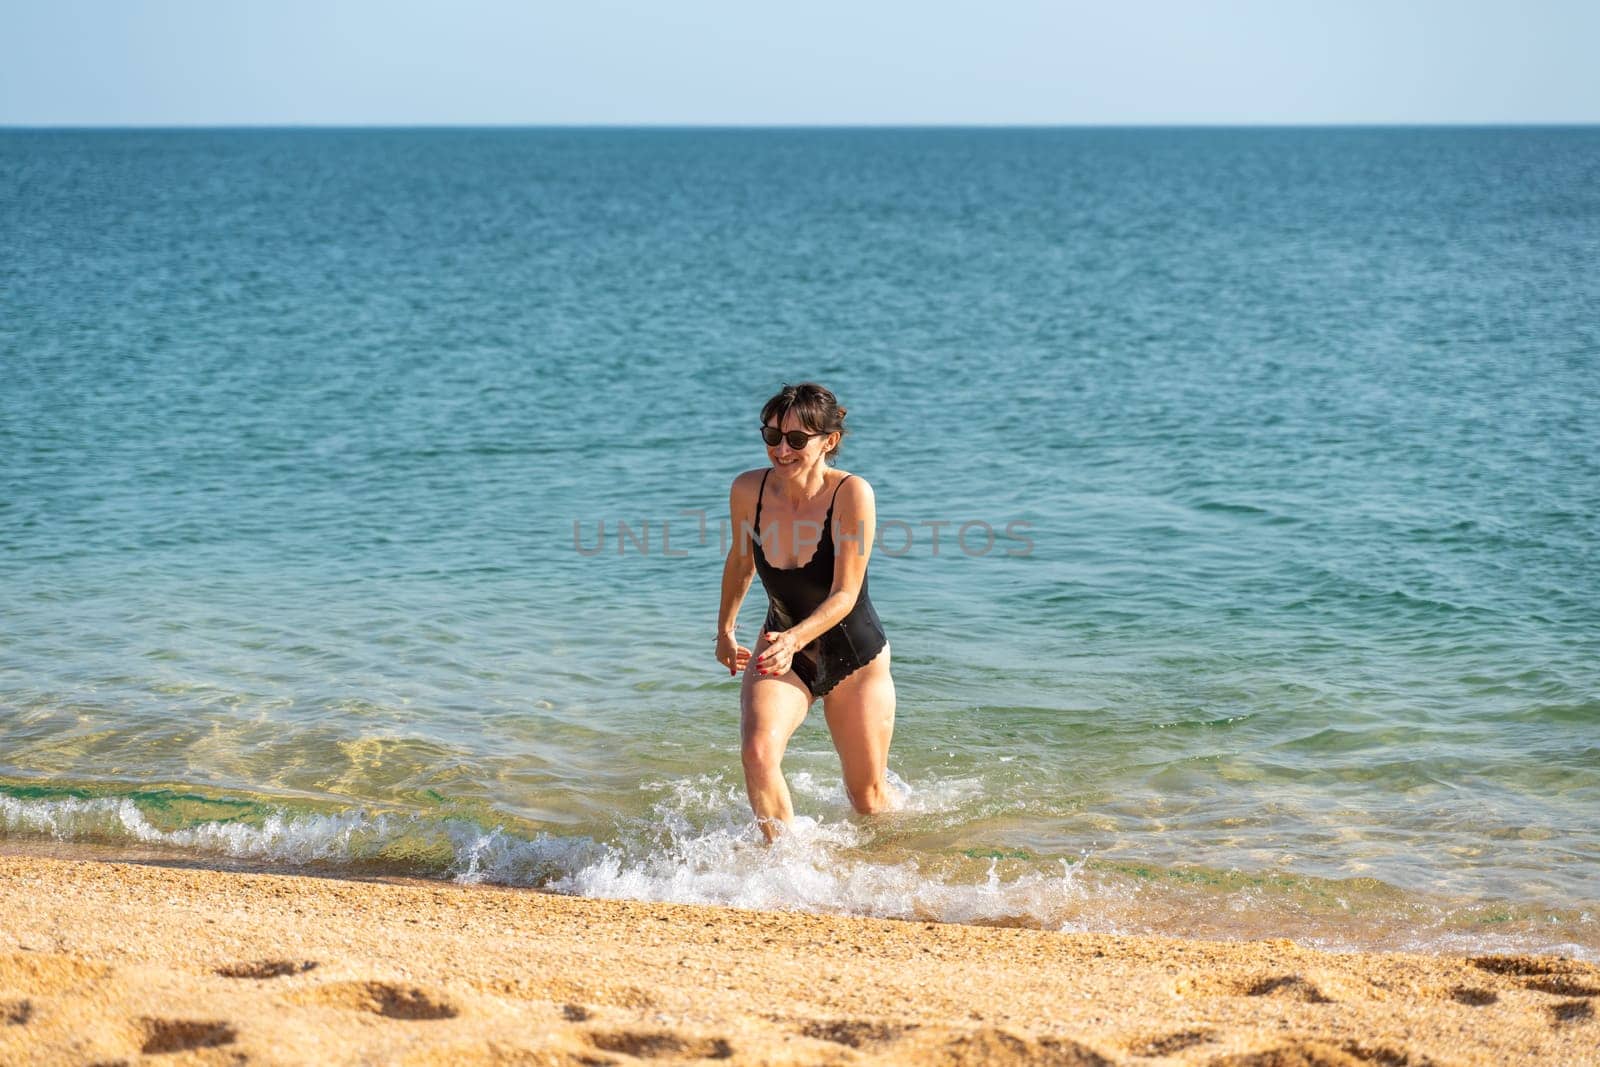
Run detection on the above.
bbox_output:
[0,849,1595,1065]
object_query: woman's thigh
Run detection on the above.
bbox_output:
[821,643,894,790]
[740,628,813,752]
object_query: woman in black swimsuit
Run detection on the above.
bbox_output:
[715,382,897,842]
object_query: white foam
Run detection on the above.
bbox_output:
[534,772,1085,926]
[3,783,1594,962]
[0,790,599,878]
[1,791,391,861]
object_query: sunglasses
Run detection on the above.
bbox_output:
[761,425,828,449]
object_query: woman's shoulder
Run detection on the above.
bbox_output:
[728,468,768,511]
[730,468,769,491]
[833,468,872,490]
[832,470,875,507]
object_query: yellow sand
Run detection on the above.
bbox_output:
[0,848,1595,1065]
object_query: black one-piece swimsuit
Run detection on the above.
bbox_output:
[752,469,888,698]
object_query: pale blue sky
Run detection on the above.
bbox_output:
[2,0,1597,126]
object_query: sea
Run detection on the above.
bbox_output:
[2,127,1597,960]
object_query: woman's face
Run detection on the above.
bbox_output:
[765,410,833,476]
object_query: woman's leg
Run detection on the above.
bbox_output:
[821,644,897,814]
[740,628,813,842]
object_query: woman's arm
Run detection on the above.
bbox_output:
[715,473,759,673]
[717,544,755,637]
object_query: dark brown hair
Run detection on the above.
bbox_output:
[760,382,849,465]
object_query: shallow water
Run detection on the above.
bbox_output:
[3,127,1598,958]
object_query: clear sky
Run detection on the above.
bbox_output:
[2,0,1597,126]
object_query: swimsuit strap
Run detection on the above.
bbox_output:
[825,474,854,522]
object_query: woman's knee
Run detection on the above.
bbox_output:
[741,735,784,777]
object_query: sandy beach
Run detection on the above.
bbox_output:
[0,848,1593,1066]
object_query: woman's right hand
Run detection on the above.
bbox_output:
[716,632,752,676]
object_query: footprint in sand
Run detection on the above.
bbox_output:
[138,1017,238,1055]
[1467,955,1600,1026]
[1125,1028,1216,1056]
[1522,976,1600,998]
[1175,972,1333,1004]
[215,958,318,979]
[1470,954,1600,979]
[1448,986,1499,1006]
[290,980,460,1020]
[798,1017,916,1049]
[886,1027,1115,1067]
[584,1029,734,1060]
[2,996,33,1026]
[1206,1042,1365,1067]
[1549,999,1593,1026]
[1208,1040,1425,1067]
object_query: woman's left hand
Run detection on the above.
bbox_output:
[754,630,800,676]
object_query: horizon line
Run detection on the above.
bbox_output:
[3,121,1599,132]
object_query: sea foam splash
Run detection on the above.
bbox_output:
[456,772,1089,926]
[0,775,1090,930]
[5,780,1594,962]
[0,788,598,877]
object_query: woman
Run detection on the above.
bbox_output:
[715,382,898,842]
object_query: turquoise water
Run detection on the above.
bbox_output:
[3,128,1597,958]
